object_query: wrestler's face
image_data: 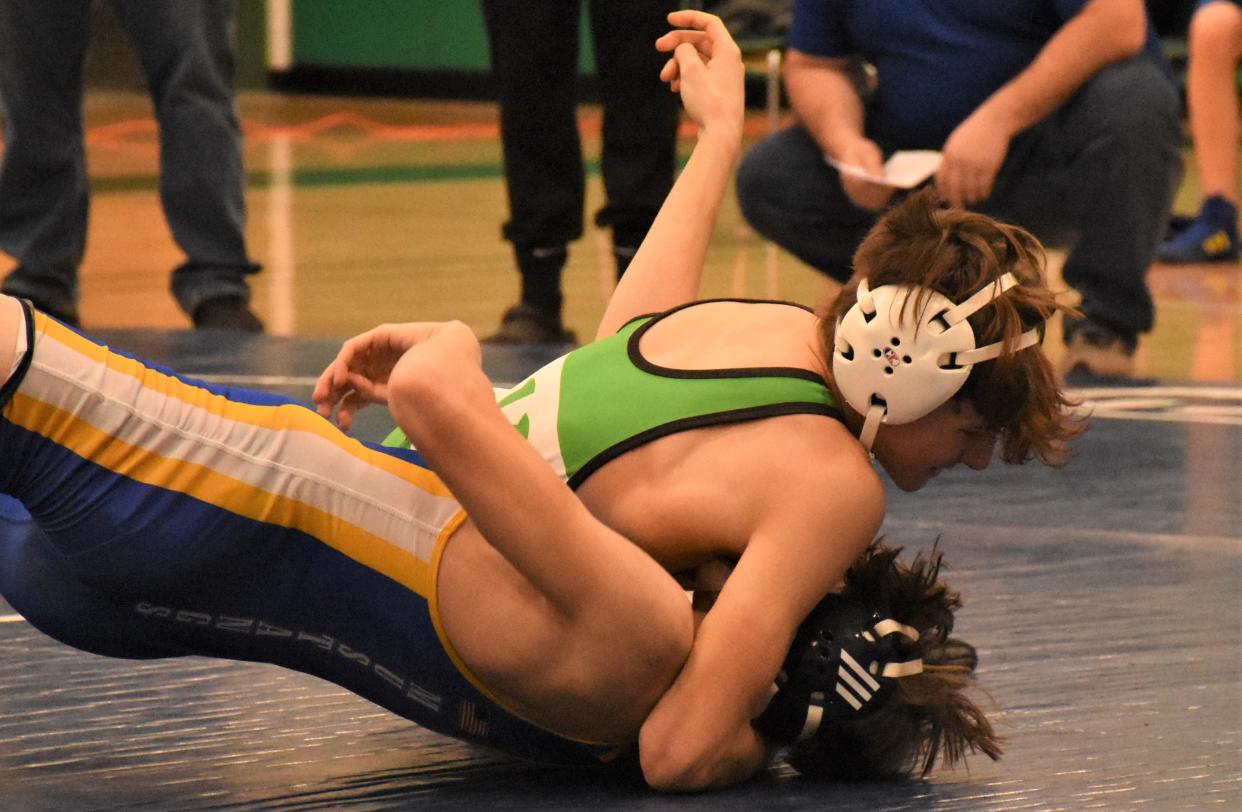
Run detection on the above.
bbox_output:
[871,398,997,492]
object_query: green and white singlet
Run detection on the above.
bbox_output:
[386,300,844,486]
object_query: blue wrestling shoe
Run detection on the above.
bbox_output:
[1157,196,1239,263]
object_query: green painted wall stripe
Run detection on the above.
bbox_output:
[289,0,597,73]
[90,153,689,194]
[95,160,517,193]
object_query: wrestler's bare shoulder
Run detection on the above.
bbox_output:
[637,300,822,371]
[579,409,883,568]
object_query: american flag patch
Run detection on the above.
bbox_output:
[458,700,489,738]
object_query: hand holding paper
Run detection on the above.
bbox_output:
[826,150,943,190]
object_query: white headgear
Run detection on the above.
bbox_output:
[832,272,1042,451]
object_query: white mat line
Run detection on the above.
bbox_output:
[886,518,1242,554]
[1077,409,1242,426]
[194,374,320,387]
[1068,385,1242,400]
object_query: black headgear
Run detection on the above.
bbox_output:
[752,594,924,744]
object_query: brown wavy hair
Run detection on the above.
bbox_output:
[786,539,1002,780]
[819,188,1084,465]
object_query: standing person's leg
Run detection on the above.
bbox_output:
[1158,0,1242,263]
[481,0,581,344]
[981,55,1182,376]
[0,0,92,326]
[590,0,680,279]
[735,125,881,283]
[111,0,262,331]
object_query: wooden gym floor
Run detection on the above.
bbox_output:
[6,89,1239,383]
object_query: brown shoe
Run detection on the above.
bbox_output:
[923,637,979,672]
[483,303,576,346]
[1061,321,1136,378]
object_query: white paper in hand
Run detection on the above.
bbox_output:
[825,150,942,189]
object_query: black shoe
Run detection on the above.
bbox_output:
[923,637,978,672]
[483,303,576,346]
[191,296,264,333]
[0,282,80,327]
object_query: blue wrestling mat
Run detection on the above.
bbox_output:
[2,330,1240,810]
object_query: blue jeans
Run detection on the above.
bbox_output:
[737,55,1182,341]
[0,0,259,317]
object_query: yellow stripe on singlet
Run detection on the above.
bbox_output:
[9,390,442,595]
[13,313,474,596]
[39,314,455,499]
[426,525,495,699]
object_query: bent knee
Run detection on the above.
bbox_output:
[648,594,695,678]
[580,583,694,704]
[1087,59,1181,130]
[612,584,693,680]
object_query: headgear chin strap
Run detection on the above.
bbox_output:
[832,272,1042,451]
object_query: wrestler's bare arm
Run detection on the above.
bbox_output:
[785,50,895,212]
[316,320,678,620]
[384,338,688,626]
[312,319,481,431]
[595,11,745,339]
[639,440,885,791]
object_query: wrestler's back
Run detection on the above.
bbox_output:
[578,300,848,566]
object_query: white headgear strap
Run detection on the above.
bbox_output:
[833,272,1041,452]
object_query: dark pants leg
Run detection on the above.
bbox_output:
[735,124,880,283]
[0,0,92,315]
[480,0,583,317]
[981,55,1182,340]
[589,0,680,259]
[480,0,679,299]
[481,0,585,251]
[110,0,259,316]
